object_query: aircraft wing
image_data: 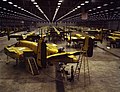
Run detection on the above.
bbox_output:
[8,31,40,40]
[46,51,82,63]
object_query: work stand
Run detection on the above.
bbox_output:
[59,51,91,87]
[76,52,91,87]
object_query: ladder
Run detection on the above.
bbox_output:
[26,57,39,75]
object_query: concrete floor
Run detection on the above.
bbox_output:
[0,36,120,92]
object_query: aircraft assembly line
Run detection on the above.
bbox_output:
[0,26,120,92]
[0,0,120,92]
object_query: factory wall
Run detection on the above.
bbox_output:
[77,20,120,31]
[108,21,120,31]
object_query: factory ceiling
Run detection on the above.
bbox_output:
[0,0,120,22]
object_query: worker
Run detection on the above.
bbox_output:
[41,38,47,68]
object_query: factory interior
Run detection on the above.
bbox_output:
[0,0,120,92]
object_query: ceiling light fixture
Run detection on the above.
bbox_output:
[75,8,77,10]
[97,6,101,8]
[3,0,7,1]
[58,3,61,5]
[56,1,88,21]
[93,8,96,10]
[110,2,114,4]
[31,0,49,21]
[72,9,75,11]
[61,13,81,21]
[114,11,118,13]
[35,5,39,7]
[59,0,63,3]
[52,0,63,21]
[85,1,89,4]
[43,14,49,22]
[31,0,35,2]
[116,7,120,9]
[8,2,13,4]
[100,11,103,13]
[110,8,114,11]
[33,2,37,4]
[89,9,92,11]
[18,7,21,9]
[77,6,81,8]
[13,5,17,7]
[105,10,108,12]
[81,3,85,6]
[21,8,24,11]
[3,8,7,10]
[103,4,108,6]
[38,7,44,13]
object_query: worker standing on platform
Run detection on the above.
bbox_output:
[70,65,74,82]
[41,37,47,68]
